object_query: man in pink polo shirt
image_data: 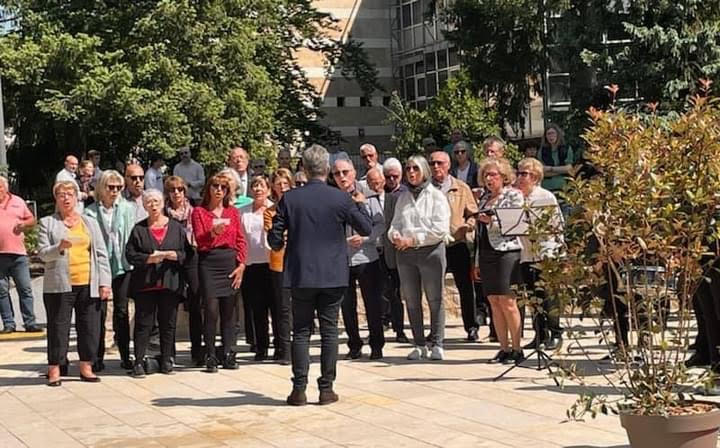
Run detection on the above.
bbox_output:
[0,176,41,333]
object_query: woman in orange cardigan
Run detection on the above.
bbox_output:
[264,168,294,365]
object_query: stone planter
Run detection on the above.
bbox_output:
[620,406,720,448]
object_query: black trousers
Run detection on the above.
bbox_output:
[240,289,255,347]
[44,286,101,365]
[694,272,720,370]
[378,252,405,334]
[102,273,131,362]
[133,291,180,363]
[446,243,478,333]
[271,271,292,358]
[184,249,204,358]
[341,260,386,351]
[205,295,236,359]
[291,287,344,390]
[521,263,562,341]
[241,263,276,353]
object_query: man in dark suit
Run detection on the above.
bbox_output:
[269,144,372,406]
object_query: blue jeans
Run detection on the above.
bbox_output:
[0,254,37,329]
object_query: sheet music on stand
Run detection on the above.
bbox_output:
[495,204,564,237]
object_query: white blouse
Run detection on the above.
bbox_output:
[241,203,271,265]
[388,183,451,248]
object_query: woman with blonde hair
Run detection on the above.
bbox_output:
[39,181,112,386]
[84,170,137,371]
[475,158,525,365]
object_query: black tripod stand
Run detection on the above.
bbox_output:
[493,309,560,385]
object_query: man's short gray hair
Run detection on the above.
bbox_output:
[366,167,384,180]
[142,189,165,206]
[382,157,402,173]
[359,143,377,155]
[303,144,330,179]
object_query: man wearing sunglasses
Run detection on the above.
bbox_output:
[430,151,481,342]
[172,147,205,205]
[450,140,479,189]
[124,164,148,223]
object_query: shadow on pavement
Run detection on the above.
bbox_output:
[151,389,286,407]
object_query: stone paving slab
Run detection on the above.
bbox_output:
[0,318,650,448]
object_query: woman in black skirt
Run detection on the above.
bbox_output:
[475,157,525,365]
[191,174,247,372]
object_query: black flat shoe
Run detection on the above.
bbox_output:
[159,361,174,375]
[92,361,105,373]
[488,350,510,364]
[370,349,383,360]
[47,378,62,387]
[132,363,146,378]
[79,374,101,383]
[345,348,362,360]
[467,328,479,342]
[206,356,219,373]
[395,333,410,343]
[224,352,239,369]
[120,358,134,370]
[25,325,44,333]
[503,350,525,365]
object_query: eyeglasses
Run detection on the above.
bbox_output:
[170,187,185,193]
[429,160,445,166]
[211,183,229,192]
[517,171,533,177]
[129,175,144,181]
[405,165,420,172]
[453,150,467,155]
[360,153,375,159]
[332,169,351,177]
[107,185,123,192]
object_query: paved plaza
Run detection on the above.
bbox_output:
[0,311,637,447]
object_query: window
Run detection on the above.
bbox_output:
[383,96,391,107]
[425,52,436,71]
[448,47,459,67]
[417,77,426,97]
[437,49,448,69]
[405,80,416,100]
[438,70,448,88]
[360,97,370,107]
[412,0,423,25]
[415,60,424,74]
[402,4,411,28]
[337,96,345,108]
[426,72,437,97]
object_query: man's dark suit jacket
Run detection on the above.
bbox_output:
[268,179,372,288]
[451,160,479,189]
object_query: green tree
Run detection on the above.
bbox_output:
[0,0,377,192]
[385,70,501,161]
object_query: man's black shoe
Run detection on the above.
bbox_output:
[345,348,362,360]
[0,327,15,334]
[545,337,563,351]
[160,360,174,374]
[25,325,43,333]
[223,352,239,369]
[370,349,383,360]
[120,358,134,370]
[467,328,479,342]
[286,389,307,406]
[132,363,146,378]
[92,361,105,373]
[395,333,410,343]
[319,389,339,405]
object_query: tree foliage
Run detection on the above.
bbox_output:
[385,70,501,161]
[0,0,378,190]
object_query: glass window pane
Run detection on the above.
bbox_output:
[427,72,437,97]
[406,78,416,100]
[404,63,415,77]
[413,1,423,25]
[403,28,413,48]
[548,75,570,104]
[413,26,423,48]
[415,60,424,74]
[417,77,426,97]
[438,70,448,88]
[448,47,459,67]
[437,49,448,69]
[425,52,436,71]
[402,4,411,28]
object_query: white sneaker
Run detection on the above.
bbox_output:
[407,346,427,360]
[430,346,445,361]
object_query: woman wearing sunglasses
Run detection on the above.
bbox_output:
[191,174,247,372]
[83,170,137,372]
[388,155,451,361]
[164,176,204,367]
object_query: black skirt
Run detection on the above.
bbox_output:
[478,227,521,296]
[198,247,237,299]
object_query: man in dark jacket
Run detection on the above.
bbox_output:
[269,144,372,406]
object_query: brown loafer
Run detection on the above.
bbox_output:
[318,389,339,405]
[286,388,307,406]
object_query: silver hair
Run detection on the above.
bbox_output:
[96,170,125,203]
[359,143,377,155]
[453,140,472,153]
[142,189,165,205]
[382,157,402,173]
[0,175,8,190]
[406,155,431,182]
[302,144,330,179]
[333,156,355,170]
[366,166,384,180]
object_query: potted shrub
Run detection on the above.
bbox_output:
[532,82,720,448]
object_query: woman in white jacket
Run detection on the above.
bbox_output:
[388,155,451,360]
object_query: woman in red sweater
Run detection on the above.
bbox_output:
[191,173,247,372]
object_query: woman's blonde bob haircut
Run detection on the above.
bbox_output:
[96,170,125,203]
[517,157,545,182]
[477,157,515,187]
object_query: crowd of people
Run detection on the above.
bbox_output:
[0,126,579,405]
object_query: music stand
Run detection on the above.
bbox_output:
[492,205,562,385]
